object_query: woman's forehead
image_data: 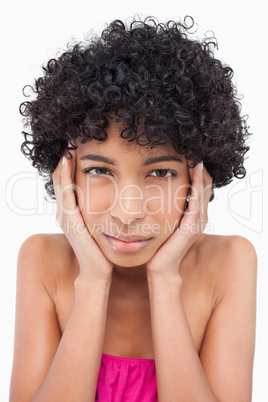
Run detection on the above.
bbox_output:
[77,137,185,163]
[76,120,185,160]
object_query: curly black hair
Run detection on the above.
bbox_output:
[20,16,250,200]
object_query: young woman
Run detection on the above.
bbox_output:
[9,17,257,401]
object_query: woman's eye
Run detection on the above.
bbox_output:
[149,169,177,179]
[83,167,111,176]
[82,167,177,179]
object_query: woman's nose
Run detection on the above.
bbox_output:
[109,183,146,224]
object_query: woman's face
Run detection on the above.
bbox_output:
[75,121,190,268]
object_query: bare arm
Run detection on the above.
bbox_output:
[148,274,218,401]
[10,153,114,401]
[146,163,257,400]
[147,236,257,401]
[9,235,112,402]
[199,237,257,401]
[33,275,112,402]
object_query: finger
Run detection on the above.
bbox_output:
[52,156,66,225]
[52,156,63,202]
[60,152,95,241]
[185,162,209,233]
[61,154,80,217]
[187,162,203,217]
[200,161,205,217]
[66,144,77,183]
[195,162,206,232]
[188,162,212,212]
[199,163,212,231]
[199,163,207,232]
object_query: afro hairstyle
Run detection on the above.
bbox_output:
[20,16,250,200]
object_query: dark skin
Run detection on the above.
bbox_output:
[52,232,216,358]
[10,122,257,401]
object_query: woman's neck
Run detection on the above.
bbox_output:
[111,263,148,294]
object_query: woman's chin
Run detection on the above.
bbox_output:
[102,247,154,268]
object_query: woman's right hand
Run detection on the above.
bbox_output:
[52,150,114,280]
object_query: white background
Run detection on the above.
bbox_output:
[2,0,266,400]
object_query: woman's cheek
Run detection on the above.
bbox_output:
[144,182,188,216]
[76,175,117,217]
[151,186,189,238]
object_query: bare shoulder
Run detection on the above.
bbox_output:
[195,233,257,263]
[18,233,74,266]
[196,234,257,399]
[194,233,257,298]
[11,234,77,401]
[17,233,78,289]
[19,232,72,256]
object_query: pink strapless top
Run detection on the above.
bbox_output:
[95,353,158,401]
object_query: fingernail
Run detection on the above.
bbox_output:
[62,156,66,166]
[201,161,203,171]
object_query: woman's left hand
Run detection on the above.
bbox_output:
[146,162,212,278]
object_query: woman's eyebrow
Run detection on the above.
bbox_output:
[143,155,183,165]
[80,154,116,165]
[80,154,183,165]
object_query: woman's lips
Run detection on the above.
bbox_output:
[103,233,153,253]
